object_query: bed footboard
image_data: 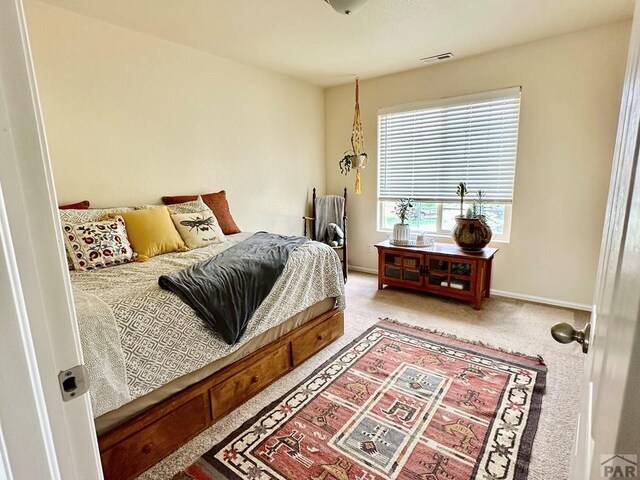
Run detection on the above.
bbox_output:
[97,308,344,480]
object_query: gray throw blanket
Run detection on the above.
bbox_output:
[158,232,308,345]
[315,195,345,243]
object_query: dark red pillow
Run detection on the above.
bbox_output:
[59,200,90,210]
[162,191,240,235]
[160,194,197,205]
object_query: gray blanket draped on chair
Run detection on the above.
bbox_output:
[315,195,345,243]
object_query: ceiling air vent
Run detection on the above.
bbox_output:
[420,52,454,64]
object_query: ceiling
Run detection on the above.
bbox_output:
[38,0,634,86]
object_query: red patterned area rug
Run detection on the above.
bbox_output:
[175,319,546,480]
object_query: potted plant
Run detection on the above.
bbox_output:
[451,182,493,251]
[392,198,414,244]
[339,151,368,175]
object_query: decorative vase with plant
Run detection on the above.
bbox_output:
[339,151,368,175]
[451,182,493,251]
[392,198,414,244]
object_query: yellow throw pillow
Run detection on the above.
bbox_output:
[111,207,188,261]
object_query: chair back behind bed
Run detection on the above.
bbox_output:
[303,187,348,282]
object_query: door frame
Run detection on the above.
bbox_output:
[571,2,640,478]
[0,0,102,478]
[0,177,58,479]
[0,416,13,480]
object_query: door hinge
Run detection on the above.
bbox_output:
[58,365,90,402]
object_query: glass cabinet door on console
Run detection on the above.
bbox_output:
[426,256,449,290]
[425,254,475,295]
[381,251,425,287]
[449,260,475,294]
[382,252,402,280]
[401,253,424,286]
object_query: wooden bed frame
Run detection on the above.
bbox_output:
[97,307,344,479]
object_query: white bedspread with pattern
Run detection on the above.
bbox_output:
[71,233,345,418]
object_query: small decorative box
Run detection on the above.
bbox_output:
[416,233,435,247]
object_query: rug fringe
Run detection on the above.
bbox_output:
[379,317,547,367]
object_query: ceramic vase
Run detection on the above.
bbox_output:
[451,216,492,251]
[393,223,411,244]
[353,153,368,169]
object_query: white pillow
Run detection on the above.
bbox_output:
[63,216,135,271]
[59,207,134,270]
[59,206,134,224]
[171,210,226,249]
[137,197,209,214]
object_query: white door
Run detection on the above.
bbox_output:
[0,0,103,479]
[558,2,640,479]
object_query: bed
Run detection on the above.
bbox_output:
[71,231,345,479]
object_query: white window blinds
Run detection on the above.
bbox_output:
[378,87,521,203]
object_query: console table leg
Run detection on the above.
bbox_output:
[376,248,384,290]
[485,258,493,298]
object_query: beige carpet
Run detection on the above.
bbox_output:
[139,271,588,479]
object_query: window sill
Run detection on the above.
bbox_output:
[376,230,510,245]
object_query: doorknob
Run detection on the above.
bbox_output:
[550,322,591,354]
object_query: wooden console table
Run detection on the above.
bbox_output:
[376,241,498,310]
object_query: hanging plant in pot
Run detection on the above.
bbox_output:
[337,77,368,194]
[451,183,493,252]
[392,198,414,245]
[339,151,368,175]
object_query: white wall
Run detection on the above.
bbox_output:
[325,22,631,308]
[24,0,325,236]
[25,0,630,307]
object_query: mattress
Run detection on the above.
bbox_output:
[94,297,335,435]
[70,232,345,429]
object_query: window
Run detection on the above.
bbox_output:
[377,87,521,241]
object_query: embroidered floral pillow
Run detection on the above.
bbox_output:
[59,206,134,270]
[63,216,135,271]
[171,210,226,249]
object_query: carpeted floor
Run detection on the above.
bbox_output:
[139,271,588,479]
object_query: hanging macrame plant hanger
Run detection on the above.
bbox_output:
[350,77,367,194]
[337,77,368,193]
[351,77,367,195]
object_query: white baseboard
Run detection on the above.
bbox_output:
[348,265,592,312]
[490,289,592,312]
[348,265,378,275]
